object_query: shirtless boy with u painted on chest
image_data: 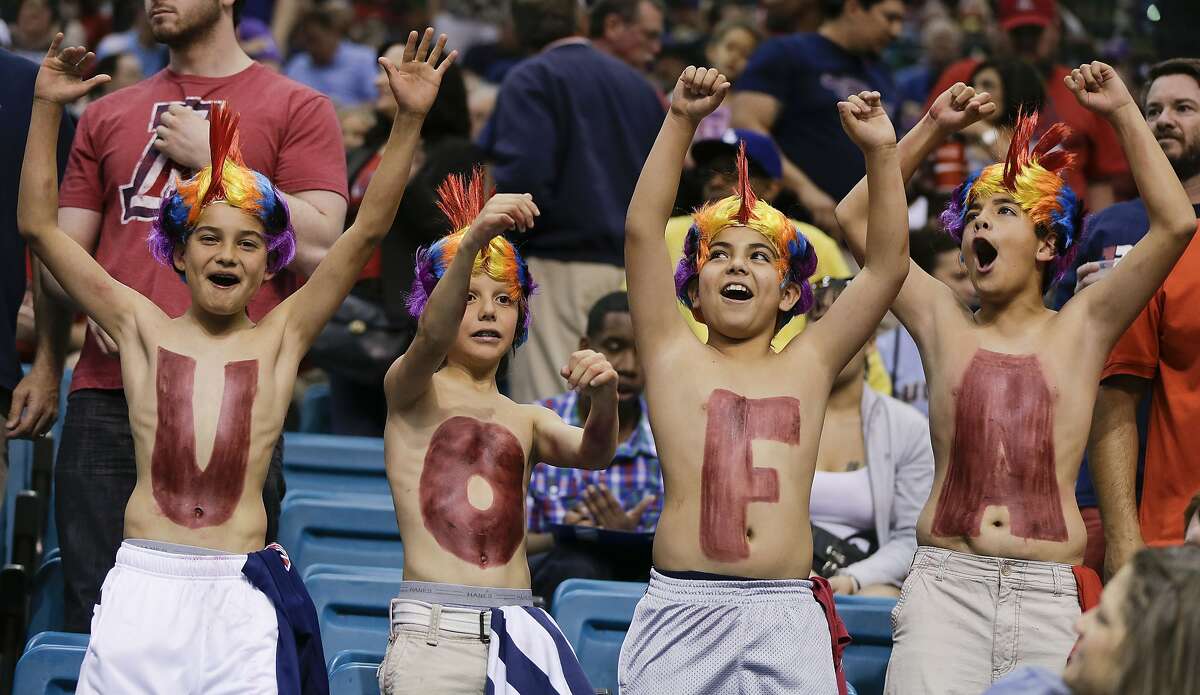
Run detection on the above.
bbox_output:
[378,169,618,695]
[834,70,1198,695]
[617,67,910,695]
[19,31,455,694]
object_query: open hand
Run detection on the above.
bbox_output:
[154,104,211,172]
[466,193,539,246]
[379,28,458,118]
[34,33,111,105]
[669,66,731,125]
[6,363,60,439]
[927,82,997,135]
[581,485,656,531]
[560,349,618,397]
[837,91,896,152]
[1065,61,1136,119]
[88,317,119,355]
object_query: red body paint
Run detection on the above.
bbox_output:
[151,347,257,528]
[699,389,800,562]
[419,416,525,568]
[932,350,1068,541]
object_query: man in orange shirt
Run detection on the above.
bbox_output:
[1089,58,1200,567]
[924,0,1128,210]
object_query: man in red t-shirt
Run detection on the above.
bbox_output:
[923,0,1128,211]
[43,0,348,633]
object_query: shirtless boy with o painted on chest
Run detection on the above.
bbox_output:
[378,170,618,695]
[19,31,454,694]
[617,66,910,695]
[834,69,1198,695]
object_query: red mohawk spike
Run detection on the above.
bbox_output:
[1030,121,1076,175]
[436,166,489,232]
[199,103,243,210]
[735,141,758,225]
[1002,108,1039,190]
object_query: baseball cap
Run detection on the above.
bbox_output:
[691,128,783,181]
[997,0,1057,32]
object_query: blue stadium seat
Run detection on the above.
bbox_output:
[280,433,388,496]
[299,383,332,434]
[551,581,644,694]
[24,631,88,653]
[278,493,402,576]
[29,550,64,636]
[328,659,382,695]
[302,563,403,584]
[3,439,33,564]
[305,570,397,663]
[12,641,85,695]
[328,649,385,674]
[835,595,896,695]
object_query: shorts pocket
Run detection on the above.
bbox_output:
[891,569,919,633]
[378,630,413,695]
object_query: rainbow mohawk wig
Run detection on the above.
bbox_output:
[148,103,295,275]
[940,110,1085,284]
[675,142,818,319]
[406,168,537,347]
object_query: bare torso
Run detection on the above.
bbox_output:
[916,312,1097,564]
[385,372,539,589]
[120,308,299,552]
[645,343,830,579]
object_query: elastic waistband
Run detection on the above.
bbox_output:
[394,580,533,610]
[914,546,1078,593]
[646,568,814,605]
[116,540,247,578]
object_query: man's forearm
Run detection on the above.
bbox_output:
[1089,380,1145,574]
[31,260,71,374]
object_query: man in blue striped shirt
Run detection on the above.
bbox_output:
[526,292,662,604]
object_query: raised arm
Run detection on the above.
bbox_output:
[384,192,539,409]
[1063,62,1198,348]
[18,36,141,346]
[626,67,729,361]
[794,92,908,378]
[833,84,994,342]
[279,29,457,349]
[532,350,619,471]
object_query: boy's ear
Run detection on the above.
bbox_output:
[1035,230,1058,264]
[172,245,187,276]
[777,280,801,314]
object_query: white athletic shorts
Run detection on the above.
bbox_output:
[76,540,281,694]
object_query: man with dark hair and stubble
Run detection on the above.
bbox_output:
[480,0,663,406]
[43,0,348,634]
[730,0,904,236]
[588,0,664,73]
[1084,58,1200,574]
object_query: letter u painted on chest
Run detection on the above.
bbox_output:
[932,350,1068,541]
[151,347,257,528]
[700,389,801,562]
[419,416,525,568]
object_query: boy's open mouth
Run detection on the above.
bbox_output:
[471,329,502,342]
[208,272,241,288]
[973,238,998,273]
[720,282,754,301]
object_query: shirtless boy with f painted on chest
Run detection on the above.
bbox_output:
[19,31,455,694]
[834,70,1198,695]
[617,67,909,695]
[378,169,618,695]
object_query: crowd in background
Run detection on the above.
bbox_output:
[4,0,1200,661]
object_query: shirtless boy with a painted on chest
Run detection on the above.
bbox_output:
[617,67,910,695]
[835,69,1197,695]
[378,169,618,695]
[19,31,454,694]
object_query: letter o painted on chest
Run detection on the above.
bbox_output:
[419,416,526,568]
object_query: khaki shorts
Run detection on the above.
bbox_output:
[884,546,1080,695]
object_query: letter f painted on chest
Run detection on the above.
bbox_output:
[151,347,257,528]
[700,389,801,562]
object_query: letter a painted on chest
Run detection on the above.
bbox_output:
[151,347,258,528]
[932,351,1068,541]
[700,389,801,562]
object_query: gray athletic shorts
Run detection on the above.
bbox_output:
[618,569,839,695]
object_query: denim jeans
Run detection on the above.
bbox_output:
[55,388,285,633]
